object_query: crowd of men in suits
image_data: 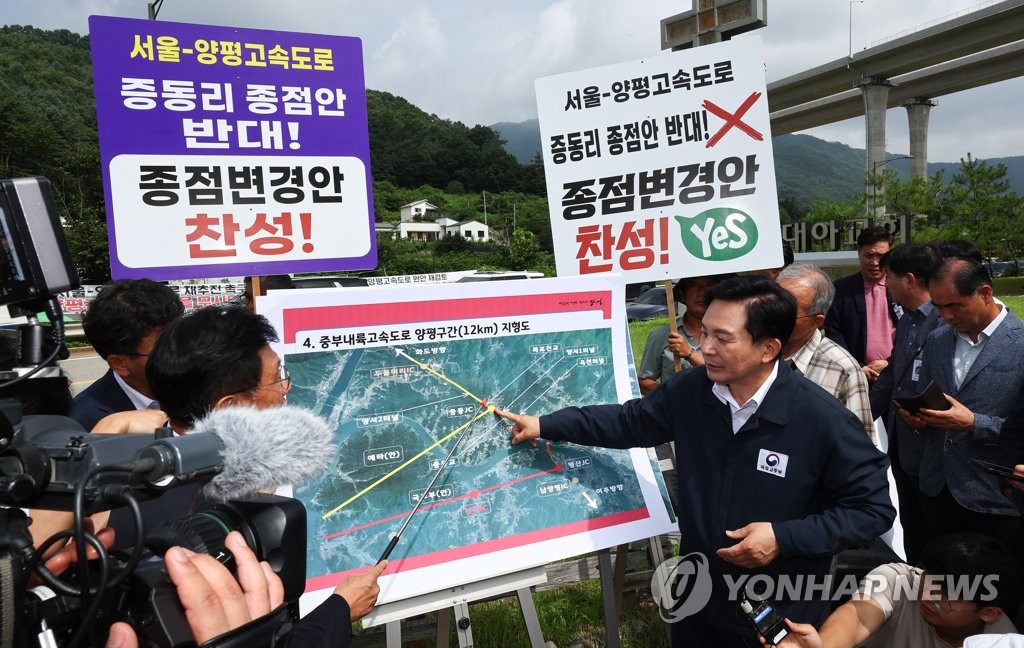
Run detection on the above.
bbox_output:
[630,227,1024,646]
[55,238,1024,646]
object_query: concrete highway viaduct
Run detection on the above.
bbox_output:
[766,0,1024,185]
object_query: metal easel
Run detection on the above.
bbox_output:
[365,566,547,648]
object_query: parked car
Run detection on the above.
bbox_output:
[292,275,369,288]
[988,261,1021,278]
[454,270,544,282]
[626,286,677,322]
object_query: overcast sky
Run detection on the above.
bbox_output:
[6,0,1022,163]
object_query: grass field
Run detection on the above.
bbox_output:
[444,580,669,648]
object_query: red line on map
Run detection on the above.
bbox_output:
[323,464,566,541]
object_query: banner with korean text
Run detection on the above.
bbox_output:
[536,36,782,281]
[89,16,375,280]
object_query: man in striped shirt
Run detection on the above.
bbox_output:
[778,263,877,445]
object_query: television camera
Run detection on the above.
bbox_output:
[0,177,307,648]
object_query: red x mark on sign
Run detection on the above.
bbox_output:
[702,91,764,148]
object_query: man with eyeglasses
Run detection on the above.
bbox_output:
[142,303,386,644]
[69,279,184,430]
[770,533,1019,647]
[146,304,291,431]
[824,226,901,385]
[778,263,876,444]
[91,304,293,553]
[499,276,894,646]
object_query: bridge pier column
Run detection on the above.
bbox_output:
[904,97,936,179]
[858,76,893,217]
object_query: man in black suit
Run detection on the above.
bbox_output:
[869,243,944,563]
[824,226,900,383]
[68,279,184,430]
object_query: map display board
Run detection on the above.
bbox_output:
[259,276,676,609]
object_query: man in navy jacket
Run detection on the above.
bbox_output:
[69,279,184,430]
[499,277,894,647]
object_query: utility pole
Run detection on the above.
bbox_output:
[869,155,914,217]
[148,0,165,20]
[849,1,864,58]
[482,190,487,226]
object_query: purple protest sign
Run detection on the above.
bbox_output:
[89,16,376,280]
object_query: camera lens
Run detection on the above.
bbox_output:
[145,503,250,569]
[141,494,307,601]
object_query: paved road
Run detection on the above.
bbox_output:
[59,349,107,397]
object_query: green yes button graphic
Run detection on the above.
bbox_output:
[675,208,758,261]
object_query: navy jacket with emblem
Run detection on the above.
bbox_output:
[540,361,894,637]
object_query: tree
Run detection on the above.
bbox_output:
[434,234,473,254]
[879,171,946,225]
[502,229,541,270]
[940,154,1018,261]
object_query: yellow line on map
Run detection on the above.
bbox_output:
[396,348,485,404]
[321,405,495,520]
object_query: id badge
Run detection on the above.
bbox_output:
[911,358,922,382]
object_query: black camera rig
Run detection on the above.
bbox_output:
[0,177,309,648]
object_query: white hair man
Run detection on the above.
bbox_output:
[778,263,877,444]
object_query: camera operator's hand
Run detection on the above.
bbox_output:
[168,530,285,643]
[334,560,388,621]
[104,623,137,648]
[103,530,285,648]
[91,408,169,434]
[37,519,115,582]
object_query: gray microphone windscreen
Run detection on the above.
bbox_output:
[189,405,336,502]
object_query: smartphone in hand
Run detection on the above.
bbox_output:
[970,458,1024,483]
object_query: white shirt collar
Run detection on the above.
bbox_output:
[712,361,780,433]
[955,303,1007,346]
[112,371,159,411]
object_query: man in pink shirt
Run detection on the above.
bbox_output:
[824,226,900,383]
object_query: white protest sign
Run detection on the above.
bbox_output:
[536,36,782,282]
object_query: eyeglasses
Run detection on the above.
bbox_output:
[123,352,150,358]
[795,313,823,320]
[248,364,291,393]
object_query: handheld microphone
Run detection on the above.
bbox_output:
[137,405,337,502]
